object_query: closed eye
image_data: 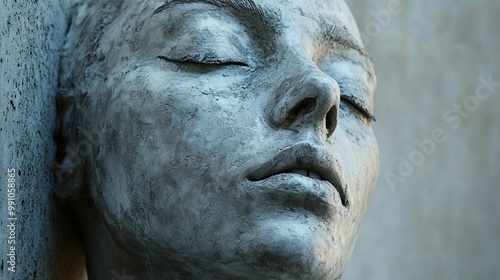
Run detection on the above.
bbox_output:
[158,55,248,68]
[340,95,376,122]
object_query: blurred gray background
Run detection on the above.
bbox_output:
[344,0,500,279]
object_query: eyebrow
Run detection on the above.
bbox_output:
[323,25,368,57]
[153,0,278,28]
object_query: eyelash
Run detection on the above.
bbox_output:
[340,95,376,121]
[158,55,248,67]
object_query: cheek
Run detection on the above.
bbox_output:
[328,118,378,250]
[81,73,181,239]
[85,70,254,244]
[333,114,379,206]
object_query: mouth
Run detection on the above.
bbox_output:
[247,142,348,208]
[283,169,323,180]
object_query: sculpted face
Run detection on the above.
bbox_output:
[62,0,378,278]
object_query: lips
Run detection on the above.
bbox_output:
[247,142,348,207]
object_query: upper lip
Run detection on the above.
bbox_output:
[247,142,348,207]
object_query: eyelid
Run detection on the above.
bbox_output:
[158,55,249,67]
[340,95,376,122]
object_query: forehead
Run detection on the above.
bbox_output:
[118,0,363,44]
[94,0,373,77]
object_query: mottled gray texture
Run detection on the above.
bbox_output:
[3,0,499,279]
[55,0,378,279]
[344,0,500,279]
[0,0,86,279]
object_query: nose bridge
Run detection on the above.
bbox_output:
[271,61,340,138]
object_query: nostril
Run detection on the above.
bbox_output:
[286,98,317,122]
[325,106,337,137]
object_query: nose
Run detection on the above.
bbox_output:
[271,70,340,138]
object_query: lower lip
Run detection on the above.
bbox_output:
[245,173,343,217]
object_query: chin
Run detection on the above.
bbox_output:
[225,219,348,280]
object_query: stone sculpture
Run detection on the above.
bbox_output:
[55,0,378,279]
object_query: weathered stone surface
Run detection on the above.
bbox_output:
[1,0,86,279]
